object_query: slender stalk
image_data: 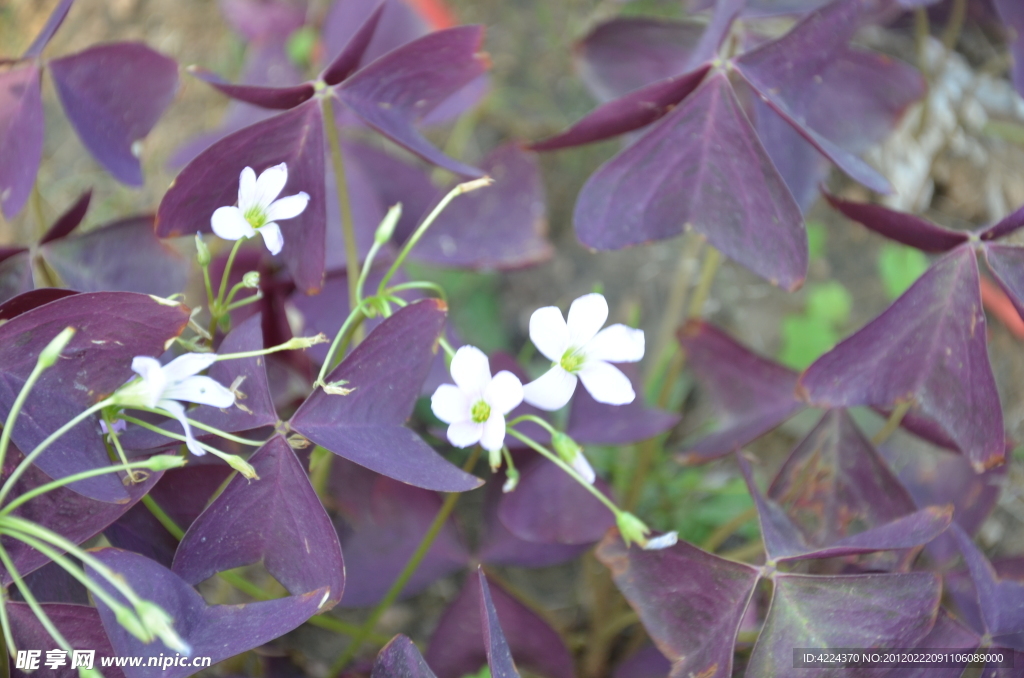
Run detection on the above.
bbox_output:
[687,246,721,319]
[0,568,18,655]
[223,292,263,313]
[355,240,385,304]
[118,415,255,476]
[127,406,267,447]
[0,544,74,653]
[316,301,371,386]
[321,95,361,320]
[307,615,389,644]
[30,183,47,238]
[328,447,482,671]
[872,400,912,446]
[719,539,764,563]
[0,335,67,478]
[646,234,704,386]
[385,281,448,302]
[141,495,186,539]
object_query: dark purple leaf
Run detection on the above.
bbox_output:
[952,526,1024,650]
[0,292,188,501]
[157,99,327,294]
[174,435,344,607]
[219,0,307,42]
[332,458,468,608]
[17,560,89,605]
[799,246,1005,471]
[49,43,179,186]
[0,64,44,218]
[574,72,807,290]
[373,635,437,678]
[322,0,428,70]
[983,243,1024,320]
[994,0,1024,99]
[40,216,190,297]
[575,18,701,102]
[321,2,387,86]
[889,610,981,678]
[425,572,573,678]
[596,531,760,678]
[89,548,328,677]
[0,288,78,322]
[188,66,315,109]
[754,95,829,213]
[824,192,969,251]
[980,203,1024,241]
[478,570,521,678]
[6,603,125,678]
[290,299,483,491]
[337,26,488,177]
[747,571,941,675]
[21,0,75,59]
[498,457,615,546]
[411,144,553,270]
[675,320,804,463]
[567,363,678,445]
[344,142,437,244]
[38,190,92,245]
[613,645,671,678]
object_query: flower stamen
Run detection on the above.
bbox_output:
[471,400,491,424]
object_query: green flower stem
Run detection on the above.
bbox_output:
[0,560,18,654]
[872,399,913,446]
[128,407,267,447]
[202,261,215,312]
[0,399,111,507]
[213,335,328,363]
[223,292,263,313]
[354,239,386,304]
[104,412,134,473]
[329,446,483,671]
[0,543,74,654]
[308,446,333,501]
[507,414,558,437]
[118,415,255,477]
[384,281,448,303]
[222,279,250,310]
[209,238,246,335]
[377,177,493,295]
[141,495,185,539]
[645,233,704,387]
[437,336,456,361]
[316,300,372,387]
[321,95,362,323]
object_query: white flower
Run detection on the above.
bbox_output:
[211,163,309,255]
[523,293,644,411]
[431,346,524,452]
[113,353,235,456]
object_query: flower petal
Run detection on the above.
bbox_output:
[577,360,634,405]
[160,353,218,383]
[211,206,255,242]
[265,192,310,222]
[257,222,284,255]
[128,356,166,407]
[480,412,506,452]
[450,345,491,397]
[159,399,205,456]
[253,162,288,210]
[643,532,679,550]
[447,421,483,448]
[431,384,471,424]
[586,324,645,363]
[529,306,570,362]
[567,293,609,347]
[570,450,596,485]
[485,370,524,415]
[522,366,578,411]
[238,166,256,209]
[164,375,235,408]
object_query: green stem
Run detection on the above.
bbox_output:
[224,292,263,313]
[355,240,385,303]
[437,336,456,360]
[0,338,64,482]
[385,281,448,302]
[0,568,17,655]
[209,239,245,336]
[141,495,186,539]
[316,301,371,386]
[645,234,704,386]
[0,543,73,653]
[118,415,254,476]
[872,400,913,446]
[321,95,361,322]
[328,447,482,671]
[507,414,558,437]
[127,406,267,447]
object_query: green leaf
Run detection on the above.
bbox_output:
[877,243,930,300]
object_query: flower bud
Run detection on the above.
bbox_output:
[374,203,402,245]
[242,271,260,288]
[114,606,152,643]
[194,233,211,267]
[283,333,329,350]
[220,453,259,480]
[135,600,191,655]
[551,431,581,464]
[502,467,520,493]
[145,454,187,471]
[38,327,76,369]
[616,511,651,548]
[488,446,502,472]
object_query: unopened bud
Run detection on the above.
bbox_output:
[284,333,328,350]
[551,431,581,464]
[195,233,211,267]
[242,271,260,288]
[222,453,259,480]
[616,511,651,548]
[488,446,502,473]
[135,600,191,655]
[374,203,402,245]
[39,327,76,368]
[115,606,152,643]
[145,454,187,471]
[502,467,519,493]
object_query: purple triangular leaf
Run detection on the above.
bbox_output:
[373,635,438,678]
[6,603,125,678]
[0,292,189,501]
[337,26,488,177]
[0,64,44,218]
[0,288,78,322]
[425,573,573,678]
[38,190,92,245]
[893,610,981,678]
[754,94,828,213]
[612,645,672,678]
[188,66,315,109]
[529,66,710,151]
[16,559,89,605]
[173,435,344,607]
[157,99,327,293]
[952,525,1024,648]
[748,571,941,674]
[675,320,804,463]
[40,215,190,297]
[595,531,760,678]
[825,192,969,251]
[321,2,387,86]
[322,0,427,72]
[290,299,482,491]
[994,0,1024,99]
[89,548,328,678]
[567,363,679,445]
[497,457,615,546]
[574,71,807,289]
[983,243,1024,320]
[800,246,1005,471]
[411,144,553,270]
[980,203,1024,241]
[49,43,179,186]
[21,0,75,59]
[478,570,522,678]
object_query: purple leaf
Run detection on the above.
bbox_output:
[156,99,327,294]
[0,64,44,218]
[595,531,760,678]
[174,435,344,607]
[337,26,488,177]
[574,72,807,290]
[219,0,307,42]
[321,2,387,86]
[322,0,428,72]
[373,635,438,678]
[567,363,678,445]
[799,246,1005,471]
[49,43,179,186]
[89,548,328,678]
[344,142,437,244]
[0,292,188,501]
[498,457,615,546]
[188,66,315,109]
[952,525,1024,649]
[290,299,483,491]
[735,0,893,193]
[425,572,573,678]
[411,144,554,270]
[40,216,190,297]
[892,610,981,678]
[6,603,125,678]
[0,288,78,322]
[983,243,1024,319]
[825,192,969,251]
[15,559,89,605]
[747,571,941,674]
[575,17,701,102]
[753,94,829,213]
[980,203,1024,241]
[530,66,710,152]
[613,646,671,678]
[675,320,804,463]
[21,0,75,59]
[994,0,1024,99]
[38,190,92,245]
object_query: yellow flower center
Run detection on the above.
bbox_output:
[560,348,584,373]
[244,206,267,229]
[471,400,491,423]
